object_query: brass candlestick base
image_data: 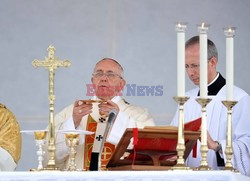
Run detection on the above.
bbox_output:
[196,98,212,171]
[171,96,191,170]
[65,133,80,171]
[222,100,238,172]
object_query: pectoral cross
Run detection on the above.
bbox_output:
[32,45,71,169]
[96,135,103,141]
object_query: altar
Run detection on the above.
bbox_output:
[0,171,249,181]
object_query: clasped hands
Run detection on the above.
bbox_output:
[72,100,119,128]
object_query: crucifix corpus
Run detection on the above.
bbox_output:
[32,45,71,170]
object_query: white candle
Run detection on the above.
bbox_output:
[175,23,187,97]
[198,23,209,98]
[224,27,236,101]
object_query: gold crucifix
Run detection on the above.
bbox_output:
[32,45,71,170]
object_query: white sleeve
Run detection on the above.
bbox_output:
[231,96,250,176]
[55,117,75,163]
[55,117,86,163]
[107,111,135,145]
[170,107,179,126]
[0,147,16,171]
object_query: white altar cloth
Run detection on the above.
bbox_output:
[0,171,249,181]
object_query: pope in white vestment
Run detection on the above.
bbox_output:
[43,58,155,170]
[48,96,154,170]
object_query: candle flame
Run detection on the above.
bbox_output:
[177,22,182,28]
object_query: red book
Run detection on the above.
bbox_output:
[126,117,201,165]
[184,117,201,131]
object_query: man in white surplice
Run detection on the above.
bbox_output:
[43,58,155,170]
[171,36,250,176]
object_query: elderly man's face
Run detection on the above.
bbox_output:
[91,59,126,100]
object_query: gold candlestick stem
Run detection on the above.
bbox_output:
[171,96,190,170]
[196,98,212,170]
[222,100,238,172]
[32,45,71,170]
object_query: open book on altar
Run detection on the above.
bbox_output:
[107,118,201,170]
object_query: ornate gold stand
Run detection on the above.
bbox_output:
[32,45,71,170]
[222,100,238,172]
[196,98,212,170]
[65,133,80,171]
[171,96,191,170]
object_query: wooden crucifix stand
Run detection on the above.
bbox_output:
[32,45,71,170]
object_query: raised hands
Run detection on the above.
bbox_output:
[72,100,119,128]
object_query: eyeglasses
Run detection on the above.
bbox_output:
[185,64,200,70]
[92,72,123,80]
[185,58,214,70]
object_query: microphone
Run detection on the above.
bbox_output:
[107,109,117,124]
[89,110,117,171]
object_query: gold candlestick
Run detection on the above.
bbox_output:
[32,45,71,170]
[65,133,80,171]
[171,96,190,170]
[196,98,212,170]
[222,100,238,172]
